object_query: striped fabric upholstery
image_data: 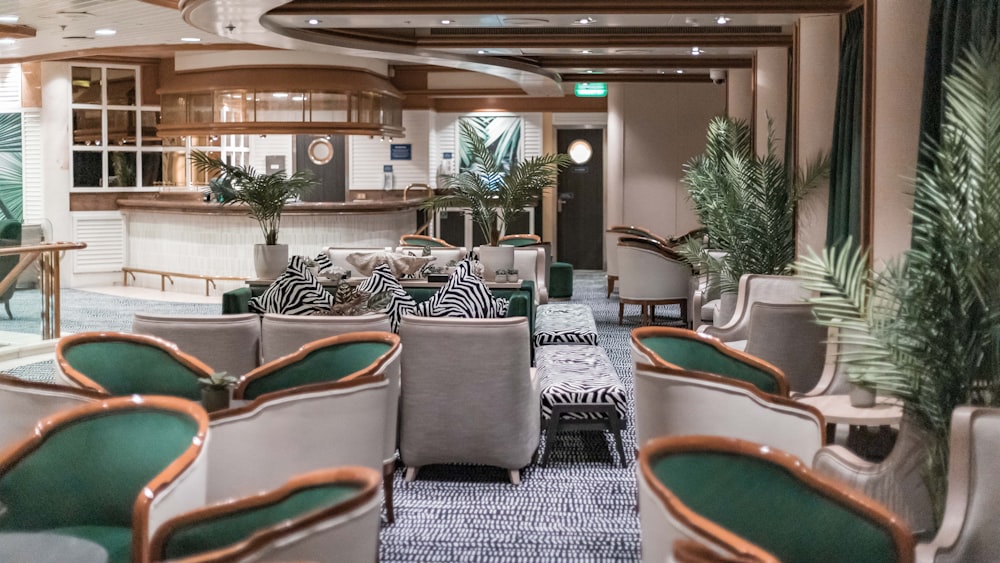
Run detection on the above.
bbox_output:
[312,251,334,274]
[538,345,626,421]
[533,304,599,347]
[249,256,335,315]
[357,264,416,331]
[414,259,509,319]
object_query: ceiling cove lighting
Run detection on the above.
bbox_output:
[574,82,607,98]
[440,19,453,25]
[716,16,731,25]
[95,28,116,36]
[0,15,19,24]
[691,47,702,55]
[307,18,321,25]
[180,37,201,42]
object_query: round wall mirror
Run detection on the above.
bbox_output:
[568,139,593,164]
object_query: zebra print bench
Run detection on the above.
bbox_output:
[532,303,599,347]
[537,345,627,466]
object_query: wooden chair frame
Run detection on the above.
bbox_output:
[631,326,789,397]
[149,466,380,563]
[55,331,215,395]
[399,234,455,248]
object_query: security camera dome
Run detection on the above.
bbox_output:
[709,69,727,84]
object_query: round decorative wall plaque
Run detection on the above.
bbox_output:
[308,137,334,165]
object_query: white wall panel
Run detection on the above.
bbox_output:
[72,212,125,273]
[348,110,433,190]
[0,64,20,110]
[21,110,43,224]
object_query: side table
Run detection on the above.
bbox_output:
[797,394,903,444]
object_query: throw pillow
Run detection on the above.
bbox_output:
[347,251,434,277]
[249,256,335,315]
[357,263,416,331]
[414,258,509,319]
[312,251,335,274]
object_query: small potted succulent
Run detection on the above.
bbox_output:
[198,371,238,412]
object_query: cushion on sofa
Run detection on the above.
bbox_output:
[414,259,509,319]
[357,264,416,331]
[347,251,434,277]
[248,256,335,315]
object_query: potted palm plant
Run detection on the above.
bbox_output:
[191,151,316,279]
[677,116,829,324]
[421,120,570,280]
[796,42,1000,527]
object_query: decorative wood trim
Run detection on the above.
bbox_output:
[634,359,826,431]
[400,234,456,247]
[116,198,424,215]
[0,373,108,401]
[273,1,860,16]
[148,466,380,563]
[0,395,210,563]
[55,331,215,395]
[638,435,916,563]
[233,332,401,401]
[540,57,755,70]
[211,373,388,421]
[860,0,876,250]
[158,65,400,96]
[751,52,758,143]
[384,34,793,50]
[630,326,790,396]
[431,96,607,113]
[0,24,36,40]
[137,0,179,8]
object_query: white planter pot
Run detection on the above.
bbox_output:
[849,383,876,408]
[477,245,515,282]
[254,243,288,279]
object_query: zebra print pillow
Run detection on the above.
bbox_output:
[414,259,509,319]
[249,256,335,315]
[312,251,334,274]
[357,263,416,332]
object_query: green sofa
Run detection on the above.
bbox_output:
[222,280,536,333]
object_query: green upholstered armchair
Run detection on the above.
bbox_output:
[0,395,210,563]
[629,327,823,463]
[0,219,22,319]
[638,435,914,563]
[150,467,382,563]
[232,331,400,522]
[55,331,215,401]
[630,326,788,396]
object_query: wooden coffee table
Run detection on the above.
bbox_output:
[797,394,903,444]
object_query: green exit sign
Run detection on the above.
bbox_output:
[574,82,608,97]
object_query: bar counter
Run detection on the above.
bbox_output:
[117,197,420,295]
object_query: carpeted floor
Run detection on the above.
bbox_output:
[2,272,685,562]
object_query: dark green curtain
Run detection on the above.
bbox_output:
[919,0,1000,155]
[826,8,864,249]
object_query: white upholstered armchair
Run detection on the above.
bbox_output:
[617,236,692,326]
[398,315,538,484]
[698,274,812,342]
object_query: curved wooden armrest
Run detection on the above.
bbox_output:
[618,236,684,262]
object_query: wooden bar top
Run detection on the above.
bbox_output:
[116,198,425,215]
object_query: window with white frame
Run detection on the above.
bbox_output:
[70,64,249,190]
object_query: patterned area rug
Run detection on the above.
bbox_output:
[380,270,684,562]
[3,273,685,562]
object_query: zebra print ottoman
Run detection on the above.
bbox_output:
[537,345,627,466]
[533,303,599,347]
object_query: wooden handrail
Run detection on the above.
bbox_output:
[123,267,246,296]
[0,241,87,339]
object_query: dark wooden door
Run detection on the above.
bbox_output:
[557,128,604,269]
[295,135,346,202]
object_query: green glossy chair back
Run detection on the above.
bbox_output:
[59,334,210,400]
[152,467,380,562]
[400,234,452,248]
[633,328,785,395]
[498,234,541,247]
[238,333,397,400]
[642,437,912,563]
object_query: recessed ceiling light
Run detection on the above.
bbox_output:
[307,18,321,25]
[716,16,731,25]
[180,37,201,42]
[95,28,116,36]
[440,19,453,25]
[574,17,595,25]
[691,47,702,56]
[676,70,684,74]
[0,15,19,24]
[477,49,488,54]
[580,49,592,54]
